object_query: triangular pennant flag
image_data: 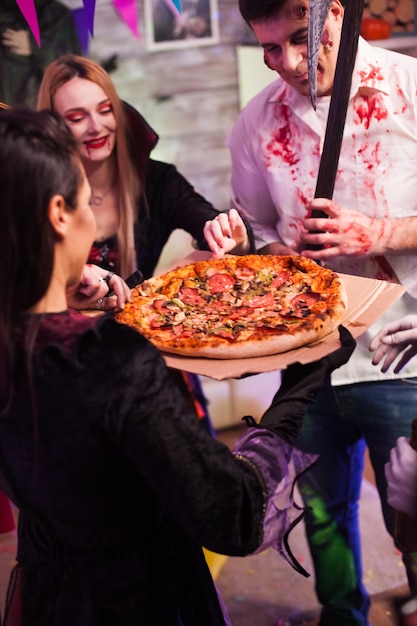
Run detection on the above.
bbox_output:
[172,0,182,12]
[82,0,97,36]
[111,0,140,39]
[15,0,40,47]
[71,8,90,54]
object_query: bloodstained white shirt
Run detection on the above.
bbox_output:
[227,37,417,385]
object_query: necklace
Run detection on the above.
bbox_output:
[91,185,114,206]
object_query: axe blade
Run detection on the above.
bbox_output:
[308,0,333,109]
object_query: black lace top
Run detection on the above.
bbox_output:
[88,234,118,271]
[86,160,222,277]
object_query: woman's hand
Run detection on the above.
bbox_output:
[1,29,31,56]
[370,315,417,373]
[68,264,132,311]
[203,208,250,258]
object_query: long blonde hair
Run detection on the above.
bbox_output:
[38,55,139,278]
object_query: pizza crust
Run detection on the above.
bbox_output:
[150,301,345,359]
[116,255,348,359]
[156,323,338,359]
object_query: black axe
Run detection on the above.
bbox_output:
[307,0,364,246]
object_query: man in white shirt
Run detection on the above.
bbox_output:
[228,0,417,624]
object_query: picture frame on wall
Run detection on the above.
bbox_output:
[144,0,220,51]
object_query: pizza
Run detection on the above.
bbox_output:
[115,254,348,359]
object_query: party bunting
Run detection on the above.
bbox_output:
[82,0,97,36]
[72,7,90,54]
[10,0,142,48]
[111,0,140,39]
[172,0,182,12]
[14,0,40,47]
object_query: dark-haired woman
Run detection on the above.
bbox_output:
[0,106,344,626]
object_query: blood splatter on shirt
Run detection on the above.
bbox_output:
[354,93,388,130]
[266,104,301,168]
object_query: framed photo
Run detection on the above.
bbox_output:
[144,0,220,51]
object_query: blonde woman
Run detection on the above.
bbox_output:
[38,54,251,283]
[38,54,252,432]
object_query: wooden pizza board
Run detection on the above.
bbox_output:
[158,252,405,380]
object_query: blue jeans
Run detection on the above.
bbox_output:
[294,376,417,626]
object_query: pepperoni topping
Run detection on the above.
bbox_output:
[206,300,229,310]
[229,306,255,320]
[153,299,170,312]
[291,292,320,309]
[171,325,193,338]
[212,329,235,341]
[271,271,291,289]
[179,287,206,306]
[150,316,169,329]
[284,291,321,318]
[207,273,235,294]
[234,266,256,280]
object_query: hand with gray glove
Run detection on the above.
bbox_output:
[385,436,417,520]
[249,326,356,444]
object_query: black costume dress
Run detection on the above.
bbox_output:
[1,311,316,625]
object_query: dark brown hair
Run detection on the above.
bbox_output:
[239,0,289,23]
[0,107,82,412]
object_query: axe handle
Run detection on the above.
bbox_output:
[309,0,364,232]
